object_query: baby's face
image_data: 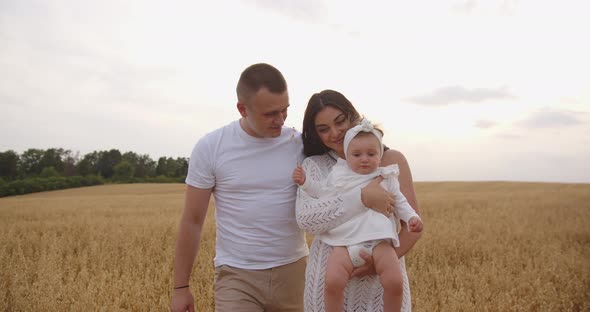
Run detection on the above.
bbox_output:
[346,134,381,175]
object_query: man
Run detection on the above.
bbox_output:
[170,63,308,312]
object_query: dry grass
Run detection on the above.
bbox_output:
[1,182,589,311]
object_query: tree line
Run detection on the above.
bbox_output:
[0,148,189,197]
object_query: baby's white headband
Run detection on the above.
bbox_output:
[343,118,383,156]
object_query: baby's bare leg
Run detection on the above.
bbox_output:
[325,246,354,312]
[373,241,403,312]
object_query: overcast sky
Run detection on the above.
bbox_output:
[1,0,589,183]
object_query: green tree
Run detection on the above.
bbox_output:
[113,160,135,182]
[122,152,138,169]
[77,151,99,176]
[97,149,122,179]
[156,157,175,176]
[19,148,44,176]
[62,150,79,177]
[156,157,169,176]
[0,150,19,180]
[0,177,6,196]
[136,154,156,178]
[175,157,189,177]
[40,148,65,173]
[40,166,60,178]
[155,157,188,177]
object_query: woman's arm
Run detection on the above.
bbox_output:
[296,153,400,235]
[381,149,422,258]
[296,156,367,235]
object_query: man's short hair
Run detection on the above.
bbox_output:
[236,63,287,102]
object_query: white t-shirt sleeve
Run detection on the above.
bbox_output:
[185,135,215,189]
[295,156,366,235]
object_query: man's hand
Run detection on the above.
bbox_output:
[170,287,195,312]
[408,217,423,233]
[350,250,376,278]
[292,165,306,185]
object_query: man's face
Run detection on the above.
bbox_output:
[346,134,381,175]
[238,88,289,138]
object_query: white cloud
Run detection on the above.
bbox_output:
[406,86,516,106]
[474,119,496,129]
[247,0,326,23]
[518,109,587,129]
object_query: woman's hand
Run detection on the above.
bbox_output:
[350,250,376,278]
[361,176,395,217]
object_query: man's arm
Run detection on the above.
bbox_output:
[170,185,212,312]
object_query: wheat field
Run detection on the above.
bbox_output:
[1,182,589,311]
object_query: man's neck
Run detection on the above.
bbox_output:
[239,118,258,138]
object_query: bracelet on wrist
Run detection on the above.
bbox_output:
[174,285,189,290]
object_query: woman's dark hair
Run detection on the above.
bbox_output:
[302,89,361,157]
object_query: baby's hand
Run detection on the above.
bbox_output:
[408,216,423,233]
[292,166,306,185]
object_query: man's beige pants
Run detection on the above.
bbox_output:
[214,257,307,312]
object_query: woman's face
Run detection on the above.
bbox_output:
[314,105,353,158]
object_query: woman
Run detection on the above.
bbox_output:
[296,90,422,311]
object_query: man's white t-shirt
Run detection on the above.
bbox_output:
[186,120,308,269]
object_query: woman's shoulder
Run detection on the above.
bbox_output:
[303,153,337,170]
[382,148,408,166]
[304,153,335,164]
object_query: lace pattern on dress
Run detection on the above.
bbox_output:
[296,154,354,235]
